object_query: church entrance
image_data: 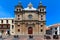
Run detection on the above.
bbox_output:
[28,27,33,34]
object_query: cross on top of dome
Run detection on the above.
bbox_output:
[28,2,33,8]
[18,1,22,5]
[39,1,42,6]
[15,1,23,8]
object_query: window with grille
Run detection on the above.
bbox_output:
[1,20,3,23]
[6,20,8,24]
[12,20,14,23]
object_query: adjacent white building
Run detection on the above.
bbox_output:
[47,24,60,35]
[0,18,15,35]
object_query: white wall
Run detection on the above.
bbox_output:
[0,18,15,35]
[52,26,59,35]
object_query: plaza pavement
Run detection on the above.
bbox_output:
[0,35,59,40]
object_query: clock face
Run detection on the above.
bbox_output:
[28,15,32,19]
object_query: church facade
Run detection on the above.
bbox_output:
[14,2,46,36]
[0,2,46,36]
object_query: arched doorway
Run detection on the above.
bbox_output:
[28,27,33,34]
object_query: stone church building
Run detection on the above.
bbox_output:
[14,2,46,36]
[0,1,46,36]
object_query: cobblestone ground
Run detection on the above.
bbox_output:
[0,35,59,40]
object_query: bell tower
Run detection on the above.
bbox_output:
[15,1,23,12]
[38,1,46,35]
[38,1,46,12]
[14,1,23,35]
[14,1,23,20]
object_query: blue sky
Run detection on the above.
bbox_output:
[0,0,60,26]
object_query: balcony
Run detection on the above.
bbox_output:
[0,24,10,29]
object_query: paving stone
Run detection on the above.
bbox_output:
[0,38,2,40]
[0,35,60,40]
